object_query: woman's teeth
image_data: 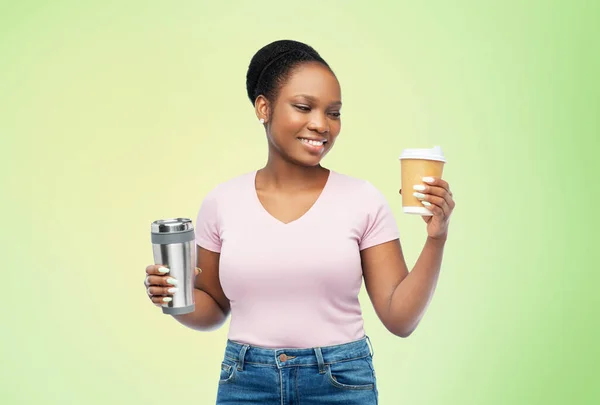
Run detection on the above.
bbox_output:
[299,138,325,146]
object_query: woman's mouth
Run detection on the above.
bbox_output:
[298,137,327,148]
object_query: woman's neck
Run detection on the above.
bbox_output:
[258,155,329,192]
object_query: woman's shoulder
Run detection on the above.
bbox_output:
[201,170,255,201]
[330,170,393,207]
[329,169,379,192]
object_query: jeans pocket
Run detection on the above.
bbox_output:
[218,358,237,385]
[326,357,375,390]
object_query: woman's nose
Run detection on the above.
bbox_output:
[308,113,329,134]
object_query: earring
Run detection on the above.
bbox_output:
[259,118,265,124]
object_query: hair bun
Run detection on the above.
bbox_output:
[246,40,321,103]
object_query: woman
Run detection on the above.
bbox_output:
[144,39,455,404]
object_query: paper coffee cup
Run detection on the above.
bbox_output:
[399,146,446,216]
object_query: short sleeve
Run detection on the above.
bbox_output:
[194,191,222,253]
[359,182,400,251]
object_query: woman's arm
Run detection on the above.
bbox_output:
[171,245,231,331]
[361,235,446,338]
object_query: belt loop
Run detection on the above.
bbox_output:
[237,344,250,371]
[314,347,325,374]
[365,335,374,358]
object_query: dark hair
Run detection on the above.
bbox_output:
[246,39,332,105]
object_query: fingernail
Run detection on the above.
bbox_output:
[158,267,169,274]
[413,192,426,199]
[167,287,178,294]
[413,185,426,191]
[162,297,172,302]
[422,177,435,183]
[166,278,178,285]
[421,201,432,207]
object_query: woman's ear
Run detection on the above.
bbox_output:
[255,95,270,124]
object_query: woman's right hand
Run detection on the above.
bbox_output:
[144,265,201,307]
[144,264,182,307]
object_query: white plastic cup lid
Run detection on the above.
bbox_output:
[399,145,446,162]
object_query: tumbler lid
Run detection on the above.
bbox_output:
[151,218,193,234]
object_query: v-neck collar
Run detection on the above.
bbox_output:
[251,169,334,226]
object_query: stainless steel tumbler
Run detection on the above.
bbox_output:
[151,218,196,315]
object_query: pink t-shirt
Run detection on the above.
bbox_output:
[194,170,400,348]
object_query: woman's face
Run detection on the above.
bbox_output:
[259,62,342,167]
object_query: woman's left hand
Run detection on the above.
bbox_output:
[402,177,456,240]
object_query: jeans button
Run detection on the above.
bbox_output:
[279,353,288,362]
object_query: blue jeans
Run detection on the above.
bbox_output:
[216,336,378,404]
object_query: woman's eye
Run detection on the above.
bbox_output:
[294,105,340,118]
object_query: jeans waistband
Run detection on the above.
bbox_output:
[224,336,373,371]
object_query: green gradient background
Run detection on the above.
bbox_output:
[2,1,598,404]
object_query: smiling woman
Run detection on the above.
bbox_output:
[248,43,343,167]
[144,39,454,405]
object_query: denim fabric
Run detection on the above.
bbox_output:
[215,336,378,404]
